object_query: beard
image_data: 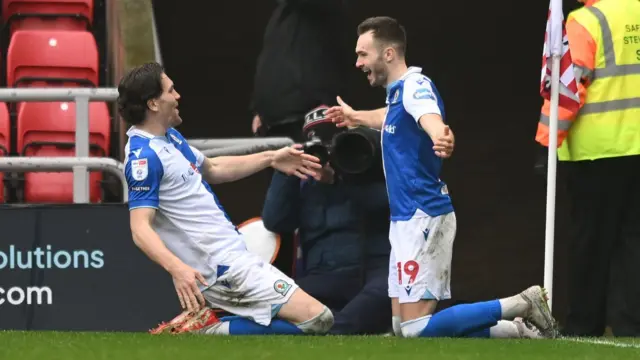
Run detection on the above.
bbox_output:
[169,113,182,127]
[369,60,388,87]
[165,102,182,127]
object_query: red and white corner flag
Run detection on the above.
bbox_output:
[540,0,580,313]
[540,0,580,113]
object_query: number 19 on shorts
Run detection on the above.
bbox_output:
[397,260,419,285]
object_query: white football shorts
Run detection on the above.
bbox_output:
[388,209,456,304]
[202,250,298,326]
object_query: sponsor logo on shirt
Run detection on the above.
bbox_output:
[131,159,148,181]
[169,134,183,145]
[130,186,150,191]
[413,88,435,101]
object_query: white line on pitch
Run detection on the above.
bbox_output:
[561,337,640,349]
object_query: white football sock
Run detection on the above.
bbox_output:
[489,320,520,338]
[499,294,529,320]
[199,320,230,335]
[392,316,403,337]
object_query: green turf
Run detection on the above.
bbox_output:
[1,331,638,360]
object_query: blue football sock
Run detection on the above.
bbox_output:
[464,328,492,338]
[419,300,502,337]
[219,316,303,335]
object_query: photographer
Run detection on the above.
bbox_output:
[261,107,392,335]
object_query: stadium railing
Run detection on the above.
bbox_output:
[0,88,297,205]
[0,87,125,203]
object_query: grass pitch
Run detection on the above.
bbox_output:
[1,331,639,360]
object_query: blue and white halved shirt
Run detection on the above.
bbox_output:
[124,127,245,286]
[381,67,454,220]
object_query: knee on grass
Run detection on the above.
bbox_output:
[296,306,334,334]
[400,315,432,338]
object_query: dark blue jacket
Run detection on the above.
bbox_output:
[262,170,390,275]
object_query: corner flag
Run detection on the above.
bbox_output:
[540,0,580,312]
[540,0,580,113]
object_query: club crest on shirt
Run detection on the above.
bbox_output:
[274,280,291,296]
[392,89,400,103]
[131,159,148,181]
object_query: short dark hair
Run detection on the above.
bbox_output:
[357,16,407,57]
[117,62,165,125]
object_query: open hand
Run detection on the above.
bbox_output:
[170,262,208,312]
[272,144,322,180]
[433,126,454,158]
[325,96,357,128]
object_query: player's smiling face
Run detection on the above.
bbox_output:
[355,31,388,87]
[157,73,182,127]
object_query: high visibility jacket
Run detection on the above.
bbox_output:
[535,0,640,161]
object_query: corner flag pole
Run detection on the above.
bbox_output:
[541,0,570,312]
[544,53,561,311]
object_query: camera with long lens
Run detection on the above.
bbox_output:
[301,105,345,166]
[302,105,384,183]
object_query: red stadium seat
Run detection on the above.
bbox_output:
[7,29,99,88]
[2,0,93,33]
[17,101,110,203]
[0,102,10,155]
[0,103,10,203]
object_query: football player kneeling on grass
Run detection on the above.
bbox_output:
[119,62,333,335]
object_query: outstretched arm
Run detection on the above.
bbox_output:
[201,151,276,184]
[325,96,386,130]
[350,108,387,129]
[195,145,321,184]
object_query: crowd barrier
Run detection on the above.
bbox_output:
[0,88,121,204]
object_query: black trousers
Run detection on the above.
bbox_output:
[296,266,391,335]
[563,154,640,337]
